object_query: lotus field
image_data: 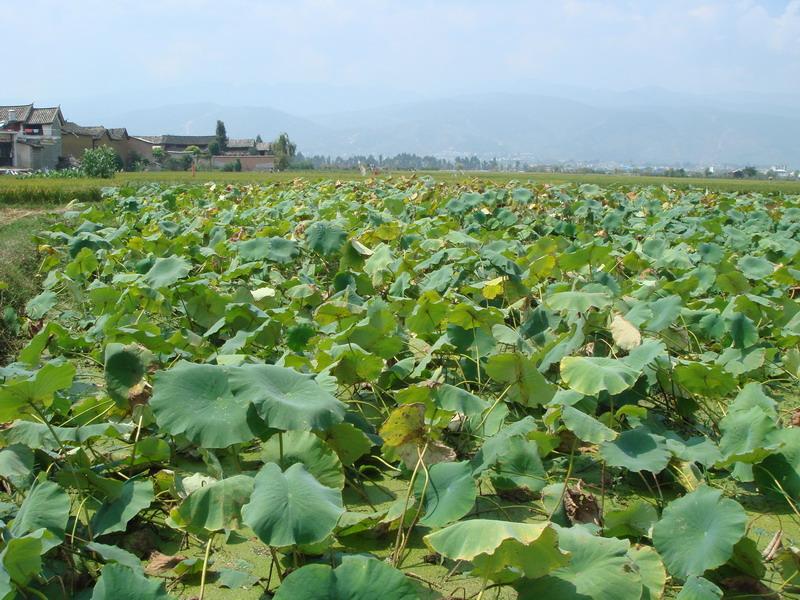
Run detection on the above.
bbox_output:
[2,177,800,599]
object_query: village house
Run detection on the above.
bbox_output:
[132,134,276,171]
[226,138,256,153]
[1,103,278,172]
[0,104,64,170]
[131,135,217,153]
[61,122,135,167]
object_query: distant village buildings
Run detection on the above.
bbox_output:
[0,103,275,171]
[0,104,65,170]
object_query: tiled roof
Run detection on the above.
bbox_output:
[28,107,63,125]
[227,138,255,149]
[161,135,217,146]
[63,121,106,138]
[256,142,271,152]
[132,136,162,144]
[107,128,128,141]
[0,104,33,123]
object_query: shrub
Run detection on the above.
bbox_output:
[164,155,193,171]
[126,150,149,172]
[82,146,122,178]
[221,159,242,172]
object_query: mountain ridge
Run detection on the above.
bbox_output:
[95,93,800,166]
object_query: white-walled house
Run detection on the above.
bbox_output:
[0,104,64,170]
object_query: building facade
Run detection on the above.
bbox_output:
[0,104,64,170]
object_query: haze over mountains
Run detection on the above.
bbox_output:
[63,86,800,167]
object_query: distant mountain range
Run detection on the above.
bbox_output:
[81,91,800,166]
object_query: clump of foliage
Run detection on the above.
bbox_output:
[81,145,122,178]
[0,214,50,360]
[1,179,798,598]
[215,119,228,152]
[271,132,297,170]
[17,167,85,179]
[221,158,241,172]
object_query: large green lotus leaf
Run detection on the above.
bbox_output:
[604,502,659,538]
[623,339,667,371]
[560,356,639,396]
[485,353,555,406]
[151,362,261,448]
[406,291,448,336]
[228,364,345,431]
[562,406,617,444]
[718,405,778,465]
[644,295,683,333]
[717,346,766,377]
[672,362,737,397]
[273,555,419,600]
[242,462,343,547]
[2,420,133,450]
[0,361,76,421]
[754,428,800,499]
[306,221,347,255]
[737,255,774,280]
[2,536,42,586]
[104,343,151,406]
[446,303,504,330]
[25,290,57,320]
[652,486,747,578]
[91,564,171,600]
[546,291,612,313]
[600,428,671,473]
[261,431,345,489]
[469,417,538,473]
[321,422,373,466]
[85,542,143,573]
[432,383,489,416]
[414,460,477,527]
[730,382,777,417]
[490,437,547,492]
[11,480,70,551]
[0,444,34,490]
[628,545,666,600]
[664,434,722,468]
[517,525,642,600]
[169,474,254,533]
[470,415,538,469]
[727,312,758,349]
[142,256,191,288]
[237,237,299,263]
[424,520,568,582]
[675,576,723,600]
[92,479,154,537]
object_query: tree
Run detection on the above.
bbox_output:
[255,134,263,144]
[216,120,228,152]
[271,132,297,171]
[81,146,121,178]
[152,146,166,165]
[208,141,221,156]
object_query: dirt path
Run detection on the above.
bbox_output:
[0,206,66,227]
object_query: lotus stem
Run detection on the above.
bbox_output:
[198,534,214,600]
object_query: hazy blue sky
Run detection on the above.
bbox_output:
[6,0,800,111]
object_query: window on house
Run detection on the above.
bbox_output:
[23,125,43,135]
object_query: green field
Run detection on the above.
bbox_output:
[0,178,799,598]
[2,170,800,205]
